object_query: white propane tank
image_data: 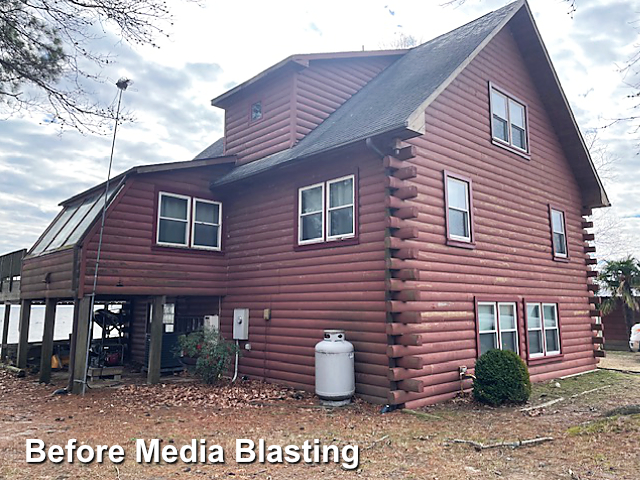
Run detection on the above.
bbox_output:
[315,329,355,402]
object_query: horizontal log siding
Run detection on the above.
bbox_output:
[220,150,388,403]
[21,249,76,300]
[224,69,295,164]
[294,57,396,141]
[393,28,597,408]
[81,168,228,297]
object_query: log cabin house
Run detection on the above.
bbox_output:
[14,0,609,407]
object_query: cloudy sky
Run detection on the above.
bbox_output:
[0,0,638,259]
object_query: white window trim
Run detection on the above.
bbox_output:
[478,301,519,356]
[298,182,325,245]
[326,175,356,242]
[551,209,568,258]
[490,86,528,153]
[157,192,191,247]
[447,177,471,243]
[526,302,561,358]
[191,198,222,251]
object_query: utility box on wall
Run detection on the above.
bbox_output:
[233,308,249,340]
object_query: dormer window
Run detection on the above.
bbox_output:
[250,101,262,122]
[490,84,528,153]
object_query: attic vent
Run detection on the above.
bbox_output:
[250,101,262,122]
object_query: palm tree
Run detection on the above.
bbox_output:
[598,256,640,334]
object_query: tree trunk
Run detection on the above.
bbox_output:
[623,303,635,334]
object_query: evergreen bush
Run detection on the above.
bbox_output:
[473,349,531,406]
[176,330,240,384]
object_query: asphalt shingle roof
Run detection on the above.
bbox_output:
[207,1,521,186]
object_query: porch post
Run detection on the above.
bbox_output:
[66,298,80,391]
[147,295,165,385]
[16,299,32,369]
[71,296,92,394]
[39,298,57,383]
[1,303,10,362]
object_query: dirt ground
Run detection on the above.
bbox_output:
[1,362,640,480]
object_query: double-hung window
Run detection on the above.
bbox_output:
[192,199,222,250]
[490,85,528,152]
[445,172,473,245]
[526,303,561,358]
[477,302,519,356]
[298,175,355,245]
[157,192,222,251]
[550,207,568,259]
[158,193,190,247]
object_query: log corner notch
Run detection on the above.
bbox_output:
[582,211,603,360]
[383,139,423,406]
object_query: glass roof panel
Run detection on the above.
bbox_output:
[31,205,80,255]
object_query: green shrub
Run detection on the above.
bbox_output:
[176,330,240,384]
[473,349,531,406]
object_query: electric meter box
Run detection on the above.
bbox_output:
[233,308,249,340]
[203,315,219,332]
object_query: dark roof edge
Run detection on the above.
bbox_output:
[406,0,524,134]
[60,156,236,206]
[212,123,417,188]
[211,49,409,108]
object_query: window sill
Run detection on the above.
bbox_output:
[552,255,570,263]
[295,237,359,252]
[491,139,531,161]
[152,244,224,256]
[446,238,476,250]
[527,354,564,366]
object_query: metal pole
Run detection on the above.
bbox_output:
[79,79,131,395]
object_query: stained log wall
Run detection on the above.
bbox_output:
[294,57,397,142]
[21,249,76,300]
[222,56,398,165]
[385,27,600,408]
[81,167,228,298]
[218,149,389,404]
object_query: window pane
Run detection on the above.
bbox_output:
[511,125,526,150]
[491,90,507,119]
[501,331,517,352]
[545,329,560,353]
[551,210,565,233]
[553,233,567,255]
[447,178,468,210]
[528,330,543,355]
[478,304,496,332]
[527,304,541,329]
[499,304,516,330]
[194,224,219,248]
[251,101,262,121]
[195,202,219,225]
[509,99,525,128]
[329,206,353,237]
[479,333,497,355]
[543,305,558,328]
[159,219,187,244]
[449,209,469,239]
[493,116,508,142]
[329,178,353,209]
[161,196,188,220]
[301,186,322,214]
[301,213,322,241]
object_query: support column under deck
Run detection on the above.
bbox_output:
[71,297,92,395]
[39,299,57,384]
[147,295,166,385]
[16,300,32,369]
[1,303,11,362]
